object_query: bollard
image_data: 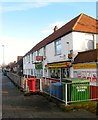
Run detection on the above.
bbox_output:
[96,102,98,115]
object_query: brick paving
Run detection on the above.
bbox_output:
[1,70,97,119]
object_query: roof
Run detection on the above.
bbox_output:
[73,49,98,64]
[13,57,23,67]
[73,13,98,33]
[24,13,98,57]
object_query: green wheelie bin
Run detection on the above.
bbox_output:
[62,78,90,102]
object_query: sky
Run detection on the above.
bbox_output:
[0,0,97,65]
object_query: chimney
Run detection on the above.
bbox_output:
[54,25,58,32]
[17,56,23,62]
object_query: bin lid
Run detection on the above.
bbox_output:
[62,78,90,83]
[52,82,62,86]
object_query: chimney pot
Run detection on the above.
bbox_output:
[54,25,58,32]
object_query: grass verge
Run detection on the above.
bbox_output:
[59,101,97,114]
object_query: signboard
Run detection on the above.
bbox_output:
[73,70,97,82]
[46,62,71,68]
[73,63,96,69]
[36,56,43,61]
[35,62,43,69]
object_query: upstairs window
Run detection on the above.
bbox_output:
[31,53,33,63]
[37,50,40,56]
[43,46,46,57]
[28,55,30,63]
[55,39,61,55]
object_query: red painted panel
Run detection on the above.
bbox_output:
[90,86,98,99]
[27,78,36,92]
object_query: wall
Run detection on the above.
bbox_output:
[23,32,97,78]
[46,33,73,63]
[73,32,96,58]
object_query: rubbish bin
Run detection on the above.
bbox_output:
[50,82,63,99]
[27,78,36,92]
[62,78,90,102]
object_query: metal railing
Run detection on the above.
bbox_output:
[40,77,98,105]
[6,72,98,105]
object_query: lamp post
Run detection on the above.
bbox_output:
[2,45,5,68]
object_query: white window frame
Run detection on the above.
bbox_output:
[55,38,61,55]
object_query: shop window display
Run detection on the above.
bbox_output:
[50,69,60,79]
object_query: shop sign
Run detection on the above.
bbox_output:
[36,56,43,61]
[73,63,96,69]
[35,62,43,69]
[46,62,71,68]
[74,70,97,82]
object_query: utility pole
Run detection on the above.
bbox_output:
[2,45,5,69]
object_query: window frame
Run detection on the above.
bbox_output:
[55,38,62,55]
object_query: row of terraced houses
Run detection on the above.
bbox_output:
[22,13,98,86]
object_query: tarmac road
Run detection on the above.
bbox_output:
[1,70,97,119]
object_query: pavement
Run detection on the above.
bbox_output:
[1,70,98,119]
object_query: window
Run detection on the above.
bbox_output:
[43,46,46,57]
[27,55,30,63]
[55,39,61,55]
[50,68,60,79]
[31,69,33,75]
[37,50,40,56]
[62,68,69,78]
[31,52,33,63]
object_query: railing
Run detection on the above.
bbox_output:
[40,77,98,105]
[7,72,25,90]
[7,72,98,105]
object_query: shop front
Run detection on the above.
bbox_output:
[73,63,97,82]
[45,61,71,81]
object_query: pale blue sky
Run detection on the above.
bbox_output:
[0,1,97,65]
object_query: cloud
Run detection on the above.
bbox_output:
[41,21,66,35]
[0,0,96,12]
[0,2,48,12]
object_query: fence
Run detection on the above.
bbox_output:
[7,72,26,91]
[7,72,98,105]
[40,77,98,105]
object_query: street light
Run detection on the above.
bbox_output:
[2,45,5,67]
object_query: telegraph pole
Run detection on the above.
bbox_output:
[2,45,5,69]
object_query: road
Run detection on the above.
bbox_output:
[1,69,97,119]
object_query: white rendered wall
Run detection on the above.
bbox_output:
[46,33,73,64]
[23,32,97,77]
[73,32,96,58]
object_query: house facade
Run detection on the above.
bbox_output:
[73,49,98,82]
[23,13,98,81]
